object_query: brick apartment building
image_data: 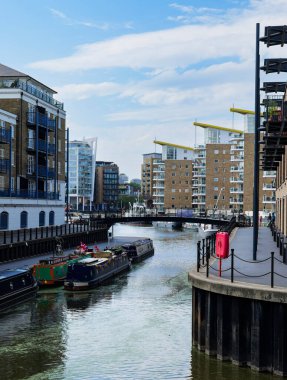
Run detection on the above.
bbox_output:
[0,63,66,229]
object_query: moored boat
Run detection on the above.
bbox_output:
[0,268,38,311]
[64,251,131,291]
[121,238,154,263]
[32,252,92,287]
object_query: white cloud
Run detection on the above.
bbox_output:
[33,0,287,178]
[55,82,121,100]
[32,0,287,73]
[49,8,110,30]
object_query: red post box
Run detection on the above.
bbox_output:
[216,231,229,259]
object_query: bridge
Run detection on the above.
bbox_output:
[93,214,232,230]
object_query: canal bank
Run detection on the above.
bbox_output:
[189,226,287,377]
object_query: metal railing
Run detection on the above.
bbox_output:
[197,223,287,288]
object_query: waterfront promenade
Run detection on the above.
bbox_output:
[190,227,287,376]
[207,227,287,288]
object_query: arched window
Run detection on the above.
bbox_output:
[39,211,45,227]
[20,211,28,228]
[0,212,8,230]
[49,211,55,226]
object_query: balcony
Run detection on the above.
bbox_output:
[230,145,244,151]
[230,198,244,204]
[263,196,276,203]
[193,171,206,177]
[27,138,56,154]
[263,183,276,190]
[230,187,244,194]
[263,170,276,177]
[231,155,244,162]
[230,176,244,183]
[0,80,64,110]
[230,166,244,172]
[152,184,165,189]
[27,111,56,131]
[0,188,60,200]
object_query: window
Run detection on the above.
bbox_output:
[58,139,61,152]
[214,159,218,163]
[11,151,15,166]
[214,178,218,182]
[223,150,226,154]
[214,195,218,200]
[185,172,189,176]
[0,211,8,229]
[185,165,189,169]
[11,125,14,138]
[172,180,175,184]
[172,173,176,177]
[172,164,176,169]
[20,211,28,228]
[58,162,61,174]
[214,187,218,191]
[214,150,219,154]
[49,211,55,226]
[172,189,176,193]
[11,177,14,191]
[39,211,45,227]
[214,168,218,173]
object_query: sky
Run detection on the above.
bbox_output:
[2,0,287,179]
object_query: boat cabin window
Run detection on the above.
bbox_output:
[0,211,8,230]
[39,211,45,227]
[20,211,28,228]
[9,281,13,290]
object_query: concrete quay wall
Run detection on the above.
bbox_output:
[189,269,287,376]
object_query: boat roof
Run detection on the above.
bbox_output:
[0,268,29,281]
[75,257,109,265]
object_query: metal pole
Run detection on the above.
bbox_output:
[66,128,69,223]
[253,22,260,261]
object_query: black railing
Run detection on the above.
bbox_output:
[196,248,285,289]
[0,220,107,245]
[196,224,287,288]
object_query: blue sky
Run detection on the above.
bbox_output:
[2,0,287,178]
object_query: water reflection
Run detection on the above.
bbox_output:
[191,348,276,380]
[0,295,66,380]
[0,225,276,379]
[64,275,129,312]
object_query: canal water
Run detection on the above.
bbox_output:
[0,224,276,380]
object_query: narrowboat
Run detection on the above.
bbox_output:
[32,252,92,287]
[64,251,131,291]
[0,268,38,311]
[121,238,154,263]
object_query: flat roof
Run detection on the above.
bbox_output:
[153,140,194,151]
[193,122,243,134]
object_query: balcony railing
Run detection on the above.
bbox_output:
[0,80,64,110]
[27,138,56,154]
[27,111,56,130]
[263,196,276,203]
[0,188,60,200]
